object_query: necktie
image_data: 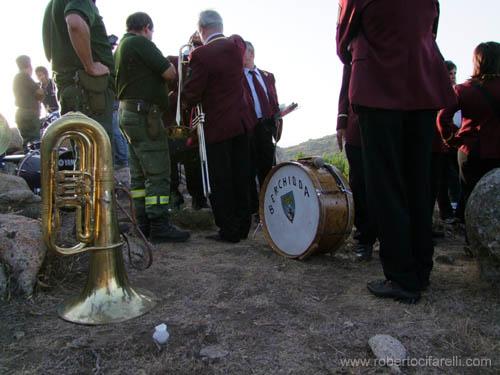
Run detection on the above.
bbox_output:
[249,70,272,119]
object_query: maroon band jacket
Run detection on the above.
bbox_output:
[336,0,455,111]
[182,34,249,144]
[437,78,500,159]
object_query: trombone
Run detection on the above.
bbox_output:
[176,42,211,197]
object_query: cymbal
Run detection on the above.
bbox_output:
[0,114,12,155]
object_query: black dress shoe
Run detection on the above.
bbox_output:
[367,279,421,304]
[205,233,240,243]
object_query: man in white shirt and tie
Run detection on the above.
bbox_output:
[243,41,282,216]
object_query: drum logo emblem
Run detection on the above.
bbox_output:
[281,191,295,223]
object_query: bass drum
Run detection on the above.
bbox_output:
[259,157,354,259]
[17,149,75,194]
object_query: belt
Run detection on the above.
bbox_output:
[119,100,154,114]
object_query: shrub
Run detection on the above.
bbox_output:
[323,152,349,178]
[293,151,349,179]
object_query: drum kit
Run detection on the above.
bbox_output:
[0,111,74,195]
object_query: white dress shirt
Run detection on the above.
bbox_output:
[244,67,269,119]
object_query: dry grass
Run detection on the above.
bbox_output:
[1,221,499,374]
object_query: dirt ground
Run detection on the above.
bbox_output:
[1,215,499,375]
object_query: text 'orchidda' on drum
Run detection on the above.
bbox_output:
[268,175,311,212]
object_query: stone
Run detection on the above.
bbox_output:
[199,345,229,359]
[0,114,12,155]
[465,169,500,282]
[0,214,47,295]
[435,255,455,265]
[170,208,215,230]
[7,127,23,154]
[368,334,407,373]
[13,331,25,340]
[0,174,41,219]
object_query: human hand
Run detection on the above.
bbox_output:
[274,119,283,143]
[336,128,345,152]
[86,62,110,76]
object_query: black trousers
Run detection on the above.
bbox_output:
[345,143,377,246]
[358,108,435,292]
[430,153,450,219]
[207,133,251,240]
[438,150,461,211]
[249,118,276,213]
[170,148,205,206]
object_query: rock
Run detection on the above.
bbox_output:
[0,114,12,155]
[435,255,455,265]
[0,214,46,295]
[0,174,41,219]
[199,345,229,359]
[13,331,25,340]
[7,127,23,154]
[368,334,407,373]
[465,169,500,282]
[170,208,215,230]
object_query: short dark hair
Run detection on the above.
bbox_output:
[16,55,31,70]
[444,60,456,72]
[472,41,500,82]
[35,66,49,76]
[126,12,153,32]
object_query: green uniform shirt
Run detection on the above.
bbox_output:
[13,72,41,111]
[42,0,114,87]
[114,33,171,110]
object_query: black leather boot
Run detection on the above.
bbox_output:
[150,219,190,243]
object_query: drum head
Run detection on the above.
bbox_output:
[17,152,41,192]
[57,150,76,170]
[260,163,320,257]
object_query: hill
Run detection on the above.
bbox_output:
[277,134,339,161]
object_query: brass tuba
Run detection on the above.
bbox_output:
[41,112,156,325]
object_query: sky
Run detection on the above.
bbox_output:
[1,0,499,147]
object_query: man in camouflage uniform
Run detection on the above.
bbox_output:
[42,0,114,140]
[114,12,190,242]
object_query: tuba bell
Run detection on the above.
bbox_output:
[41,112,156,325]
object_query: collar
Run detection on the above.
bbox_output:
[204,32,225,45]
[245,67,261,77]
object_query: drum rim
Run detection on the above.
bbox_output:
[259,160,324,259]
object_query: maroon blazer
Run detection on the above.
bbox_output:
[437,78,500,159]
[336,0,456,110]
[182,34,248,144]
[337,64,361,147]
